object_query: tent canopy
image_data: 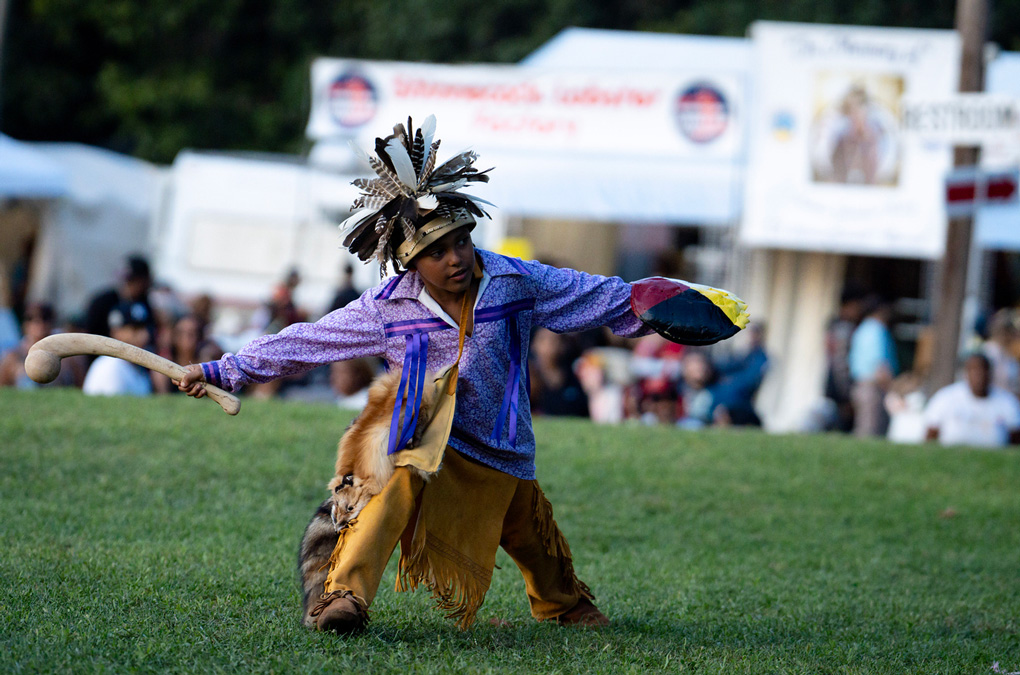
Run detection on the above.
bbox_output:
[517,28,750,225]
[0,134,68,198]
[521,26,750,72]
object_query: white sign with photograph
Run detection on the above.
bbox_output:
[740,22,961,258]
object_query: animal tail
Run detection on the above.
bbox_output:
[297,498,340,627]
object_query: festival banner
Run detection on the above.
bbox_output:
[740,22,961,258]
[307,59,745,160]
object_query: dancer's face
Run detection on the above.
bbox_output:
[411,227,475,300]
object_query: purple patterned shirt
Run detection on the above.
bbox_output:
[201,249,648,479]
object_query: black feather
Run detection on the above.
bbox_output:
[410,128,425,175]
[374,137,397,176]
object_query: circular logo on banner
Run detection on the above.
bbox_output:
[328,73,378,128]
[674,84,729,144]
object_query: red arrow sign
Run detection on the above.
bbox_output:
[945,167,1019,212]
[987,177,1017,200]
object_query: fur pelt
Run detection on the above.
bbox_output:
[297,498,337,627]
[297,367,439,624]
[327,368,439,531]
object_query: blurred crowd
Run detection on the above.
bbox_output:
[0,255,226,396]
[531,322,769,430]
[4,252,1020,448]
[0,251,771,431]
[810,287,1020,448]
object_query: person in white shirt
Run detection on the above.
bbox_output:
[924,353,1020,448]
[83,302,154,397]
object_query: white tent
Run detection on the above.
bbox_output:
[152,151,508,330]
[0,135,68,307]
[154,151,362,316]
[0,134,68,198]
[26,144,165,319]
[0,134,71,350]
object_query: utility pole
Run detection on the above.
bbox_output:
[928,0,989,393]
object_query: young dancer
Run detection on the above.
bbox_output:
[178,116,748,633]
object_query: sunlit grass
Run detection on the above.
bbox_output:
[3,388,1019,674]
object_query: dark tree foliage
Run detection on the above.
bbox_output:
[2,0,1017,163]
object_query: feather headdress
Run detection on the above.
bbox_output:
[339,115,493,274]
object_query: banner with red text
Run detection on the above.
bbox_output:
[307,58,745,160]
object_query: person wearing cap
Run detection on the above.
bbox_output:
[177,116,748,635]
[83,302,154,397]
[84,255,156,339]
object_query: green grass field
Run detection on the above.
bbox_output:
[2,388,1019,674]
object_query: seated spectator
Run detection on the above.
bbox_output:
[983,309,1020,398]
[884,331,934,444]
[187,293,217,344]
[629,333,684,425]
[256,267,307,334]
[677,350,715,428]
[924,353,1020,448]
[709,323,769,426]
[575,347,633,424]
[83,302,154,397]
[529,328,588,418]
[155,314,225,393]
[328,263,362,313]
[0,302,85,388]
[83,255,156,339]
[884,372,927,444]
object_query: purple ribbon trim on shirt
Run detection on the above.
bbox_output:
[490,313,523,447]
[375,272,406,300]
[200,361,222,387]
[384,299,534,337]
[503,256,532,275]
[387,331,429,455]
[400,331,429,451]
[475,298,535,323]
[384,317,451,338]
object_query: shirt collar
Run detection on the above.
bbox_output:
[418,265,491,329]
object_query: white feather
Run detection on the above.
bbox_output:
[338,207,373,233]
[419,115,437,170]
[429,179,467,193]
[416,194,439,212]
[385,137,418,189]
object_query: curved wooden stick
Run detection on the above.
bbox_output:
[26,333,241,416]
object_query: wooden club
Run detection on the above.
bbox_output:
[25,333,241,415]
